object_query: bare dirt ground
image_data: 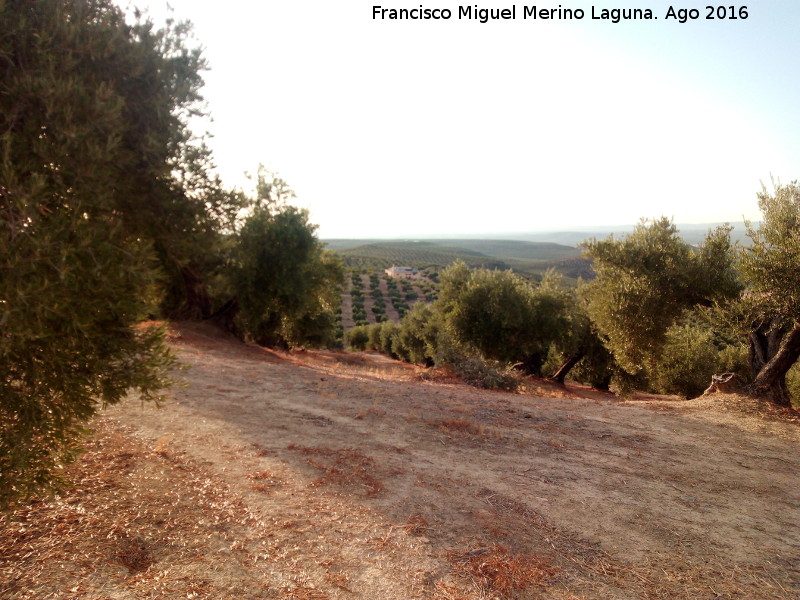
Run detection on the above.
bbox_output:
[3,322,800,600]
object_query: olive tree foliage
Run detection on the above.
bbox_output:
[650,319,722,398]
[228,207,341,348]
[392,303,440,365]
[249,164,298,211]
[0,0,203,507]
[734,181,800,405]
[224,169,343,348]
[582,218,740,377]
[436,262,571,375]
[545,281,615,387]
[348,264,577,389]
[344,325,370,351]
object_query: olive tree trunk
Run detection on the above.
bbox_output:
[548,350,585,385]
[171,265,211,320]
[747,321,800,407]
[207,297,240,337]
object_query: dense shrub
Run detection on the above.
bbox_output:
[345,325,370,350]
[716,343,750,383]
[367,323,383,351]
[651,322,720,398]
[437,262,570,375]
[392,303,440,365]
[379,322,400,358]
[232,207,342,348]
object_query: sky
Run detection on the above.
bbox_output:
[120,1,800,238]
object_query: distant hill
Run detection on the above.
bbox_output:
[324,223,751,282]
[335,241,509,272]
[438,239,581,261]
[324,221,755,250]
[329,239,585,280]
[456,222,754,247]
[442,240,583,276]
[321,239,386,250]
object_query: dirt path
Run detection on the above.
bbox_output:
[3,323,799,599]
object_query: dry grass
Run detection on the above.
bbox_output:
[0,420,266,599]
[431,581,471,600]
[418,367,462,384]
[287,444,385,496]
[114,534,154,573]
[429,417,510,444]
[154,433,173,457]
[683,392,800,423]
[379,512,433,546]
[250,442,272,456]
[405,512,430,536]
[324,570,354,592]
[246,469,284,493]
[436,418,486,436]
[281,584,329,599]
[6,323,799,600]
[446,544,556,597]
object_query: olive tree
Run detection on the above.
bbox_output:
[736,182,800,405]
[545,280,613,385]
[437,262,570,375]
[0,0,201,508]
[226,204,343,348]
[582,218,739,376]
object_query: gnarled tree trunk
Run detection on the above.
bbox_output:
[548,350,585,385]
[206,298,240,337]
[171,265,211,320]
[747,321,800,407]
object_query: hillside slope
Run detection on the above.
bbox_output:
[3,323,799,599]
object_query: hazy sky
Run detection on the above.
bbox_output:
[122,1,800,238]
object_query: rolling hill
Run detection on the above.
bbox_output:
[328,239,585,279]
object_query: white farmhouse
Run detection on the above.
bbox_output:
[384,265,419,280]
